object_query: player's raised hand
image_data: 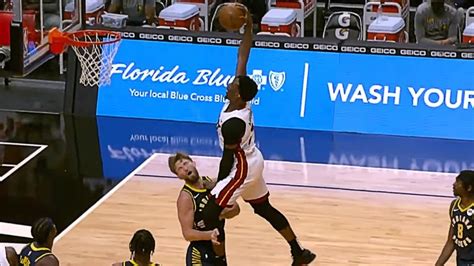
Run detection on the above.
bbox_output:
[235,3,252,29]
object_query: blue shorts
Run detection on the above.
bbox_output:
[186,241,215,266]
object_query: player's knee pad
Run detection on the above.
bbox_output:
[251,199,289,231]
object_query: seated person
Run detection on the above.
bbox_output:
[415,0,462,45]
[108,0,155,26]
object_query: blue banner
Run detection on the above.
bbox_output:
[97,116,474,179]
[97,39,474,140]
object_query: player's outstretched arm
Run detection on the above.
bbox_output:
[235,6,253,77]
[177,191,220,244]
[435,200,456,266]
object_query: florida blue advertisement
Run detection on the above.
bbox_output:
[96,39,474,140]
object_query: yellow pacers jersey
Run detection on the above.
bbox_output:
[451,198,474,262]
[121,259,160,266]
[19,243,53,266]
[181,176,214,231]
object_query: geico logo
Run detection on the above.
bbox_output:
[430,51,457,58]
[283,42,309,49]
[255,41,280,48]
[400,49,427,56]
[139,33,164,40]
[341,46,366,53]
[226,39,241,45]
[121,32,135,38]
[197,37,222,44]
[313,44,338,51]
[168,35,193,42]
[370,47,396,54]
[461,52,474,59]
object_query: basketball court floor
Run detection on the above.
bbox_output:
[0,0,472,263]
[0,110,473,265]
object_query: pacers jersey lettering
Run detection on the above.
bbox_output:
[217,100,256,154]
[182,176,213,230]
[121,260,160,265]
[452,198,474,261]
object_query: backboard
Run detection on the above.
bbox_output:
[0,0,87,77]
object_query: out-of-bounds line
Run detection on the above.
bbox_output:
[134,173,453,199]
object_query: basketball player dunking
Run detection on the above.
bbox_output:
[436,170,474,266]
[169,152,240,266]
[205,5,316,265]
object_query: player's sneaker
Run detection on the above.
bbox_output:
[291,249,316,265]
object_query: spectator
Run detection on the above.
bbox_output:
[415,0,462,45]
[108,0,156,26]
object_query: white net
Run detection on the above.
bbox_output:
[70,32,121,87]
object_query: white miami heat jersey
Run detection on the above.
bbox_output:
[217,100,256,154]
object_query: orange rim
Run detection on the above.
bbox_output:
[62,30,121,47]
[49,28,121,48]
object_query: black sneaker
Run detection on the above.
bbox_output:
[292,249,316,265]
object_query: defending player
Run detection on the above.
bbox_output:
[169,152,240,266]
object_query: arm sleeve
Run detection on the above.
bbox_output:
[217,118,246,181]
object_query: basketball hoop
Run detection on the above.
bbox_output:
[49,28,122,87]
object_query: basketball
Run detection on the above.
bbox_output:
[217,4,247,31]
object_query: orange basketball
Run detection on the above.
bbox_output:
[217,4,246,31]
